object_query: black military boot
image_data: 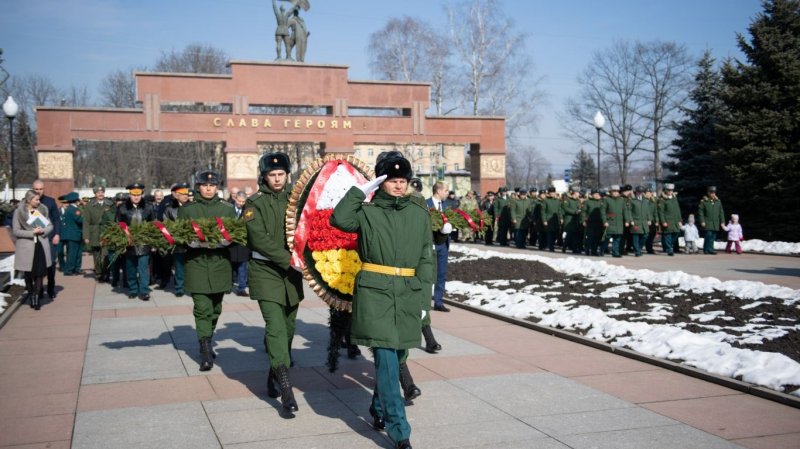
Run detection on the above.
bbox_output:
[399,363,421,401]
[199,338,214,371]
[275,365,298,412]
[422,325,441,354]
[396,439,413,449]
[368,405,385,431]
[266,369,280,398]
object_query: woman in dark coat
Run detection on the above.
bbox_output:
[13,190,54,310]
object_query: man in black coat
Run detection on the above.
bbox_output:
[32,179,61,299]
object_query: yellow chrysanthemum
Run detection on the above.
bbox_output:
[312,248,362,295]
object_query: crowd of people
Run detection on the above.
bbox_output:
[470,183,744,258]
[5,161,748,449]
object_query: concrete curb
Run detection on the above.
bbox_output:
[444,298,800,409]
[0,294,25,331]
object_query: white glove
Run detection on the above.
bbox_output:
[359,175,387,196]
[217,239,232,248]
[440,222,453,234]
[421,310,427,320]
[188,241,202,248]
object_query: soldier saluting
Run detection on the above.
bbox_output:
[178,171,236,371]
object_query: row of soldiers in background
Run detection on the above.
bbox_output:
[476,183,725,258]
[67,183,251,301]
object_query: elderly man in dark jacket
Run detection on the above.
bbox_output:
[116,182,156,300]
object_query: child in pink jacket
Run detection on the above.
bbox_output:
[722,214,744,254]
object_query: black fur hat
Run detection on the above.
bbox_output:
[259,152,291,175]
[375,151,412,180]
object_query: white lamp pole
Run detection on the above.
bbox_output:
[592,111,605,189]
[3,96,19,201]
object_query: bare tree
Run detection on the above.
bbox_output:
[505,140,550,189]
[367,16,458,115]
[153,43,230,74]
[565,40,650,184]
[61,84,92,107]
[99,68,138,108]
[634,40,692,183]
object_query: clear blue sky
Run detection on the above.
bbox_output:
[0,0,762,171]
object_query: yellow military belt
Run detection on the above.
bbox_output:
[360,262,416,277]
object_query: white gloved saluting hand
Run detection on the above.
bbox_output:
[359,174,388,196]
[440,222,453,234]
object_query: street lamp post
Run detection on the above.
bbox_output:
[3,96,19,201]
[593,111,605,188]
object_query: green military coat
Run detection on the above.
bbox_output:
[603,196,631,235]
[331,187,434,350]
[657,193,682,233]
[83,198,114,247]
[697,196,725,232]
[177,195,236,294]
[61,204,83,242]
[510,197,531,230]
[627,196,651,235]
[244,185,304,306]
[540,197,563,229]
[561,196,582,233]
[494,196,510,229]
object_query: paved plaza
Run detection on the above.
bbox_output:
[1,249,799,449]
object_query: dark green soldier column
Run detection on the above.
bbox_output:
[177,170,236,372]
[60,192,83,275]
[494,188,510,246]
[540,187,563,252]
[245,152,304,414]
[628,186,651,256]
[511,189,531,248]
[83,186,114,282]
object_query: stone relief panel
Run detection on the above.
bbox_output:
[479,155,506,179]
[227,153,259,179]
[38,152,74,179]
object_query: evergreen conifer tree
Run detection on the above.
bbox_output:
[665,51,725,216]
[717,0,800,240]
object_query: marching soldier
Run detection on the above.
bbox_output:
[603,185,631,258]
[83,186,114,282]
[697,186,725,255]
[116,182,156,300]
[331,150,433,449]
[178,171,236,372]
[245,152,305,413]
[60,192,83,276]
[561,186,583,254]
[657,183,682,256]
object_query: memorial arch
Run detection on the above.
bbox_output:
[36,61,505,197]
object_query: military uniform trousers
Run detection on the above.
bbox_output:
[56,241,66,272]
[63,240,83,275]
[90,246,108,279]
[193,292,224,339]
[371,348,411,444]
[173,253,186,294]
[661,232,678,255]
[703,230,717,254]
[610,234,624,257]
[258,300,298,370]
[125,253,150,296]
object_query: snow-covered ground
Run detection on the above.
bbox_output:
[448,244,800,397]
[681,237,800,255]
